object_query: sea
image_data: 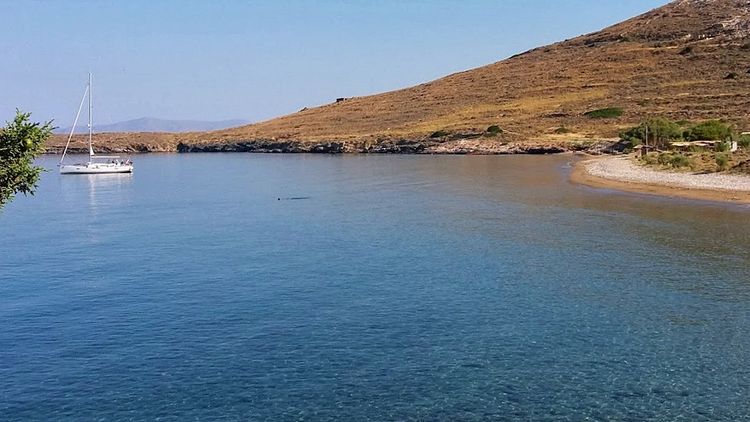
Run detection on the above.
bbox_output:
[1,153,749,420]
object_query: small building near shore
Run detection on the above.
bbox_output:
[671,141,717,151]
[671,140,738,152]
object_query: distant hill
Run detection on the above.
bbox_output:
[55,117,249,134]
[48,0,750,153]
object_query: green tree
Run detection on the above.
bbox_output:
[684,120,734,141]
[620,118,683,148]
[0,110,53,208]
[645,118,683,149]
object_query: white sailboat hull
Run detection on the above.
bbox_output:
[60,163,133,174]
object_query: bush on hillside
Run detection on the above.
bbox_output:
[657,153,671,166]
[716,153,730,171]
[584,107,624,119]
[486,125,503,134]
[669,153,691,169]
[716,140,732,152]
[640,153,658,165]
[430,130,450,139]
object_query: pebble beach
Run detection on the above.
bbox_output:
[574,155,750,203]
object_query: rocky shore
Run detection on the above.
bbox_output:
[44,129,620,155]
[573,155,750,203]
[44,143,171,154]
[173,138,616,155]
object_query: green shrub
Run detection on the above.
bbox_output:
[669,154,691,169]
[738,134,750,149]
[584,107,624,119]
[716,140,731,152]
[641,154,658,165]
[684,120,734,141]
[430,130,449,139]
[486,125,503,134]
[655,152,691,169]
[716,153,730,171]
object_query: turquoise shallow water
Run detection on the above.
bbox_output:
[1,154,749,420]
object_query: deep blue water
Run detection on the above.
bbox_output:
[1,154,749,420]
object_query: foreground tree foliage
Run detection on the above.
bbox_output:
[0,111,53,208]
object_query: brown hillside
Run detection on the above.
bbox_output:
[49,0,750,153]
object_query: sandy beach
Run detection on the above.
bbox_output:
[572,155,750,204]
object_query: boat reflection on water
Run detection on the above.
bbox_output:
[84,172,133,212]
[55,169,135,246]
[58,167,134,214]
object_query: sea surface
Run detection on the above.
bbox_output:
[1,154,749,420]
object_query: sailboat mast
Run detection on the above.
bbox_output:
[88,72,94,159]
[59,84,89,165]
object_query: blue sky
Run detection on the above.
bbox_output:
[2,0,669,126]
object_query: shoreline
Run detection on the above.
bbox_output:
[572,155,750,204]
[44,138,617,155]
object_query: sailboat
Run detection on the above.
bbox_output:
[59,73,133,174]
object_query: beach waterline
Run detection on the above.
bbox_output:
[572,155,750,204]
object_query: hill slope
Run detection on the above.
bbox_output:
[48,0,750,153]
[55,117,249,134]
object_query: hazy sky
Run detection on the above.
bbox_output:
[2,0,669,126]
